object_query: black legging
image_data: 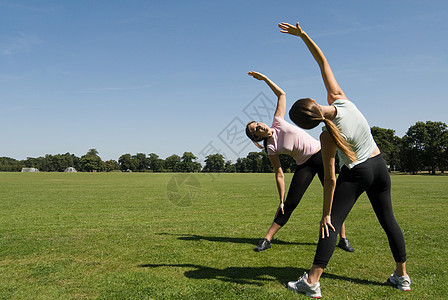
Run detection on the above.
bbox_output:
[274,150,324,226]
[313,154,407,267]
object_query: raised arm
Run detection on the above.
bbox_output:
[248,71,286,118]
[279,22,346,105]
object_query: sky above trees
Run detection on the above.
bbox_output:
[1,1,447,162]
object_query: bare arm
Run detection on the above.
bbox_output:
[268,154,285,214]
[279,22,346,105]
[319,131,338,238]
[248,71,286,118]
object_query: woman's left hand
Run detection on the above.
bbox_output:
[320,215,335,238]
[248,71,266,81]
[278,22,304,37]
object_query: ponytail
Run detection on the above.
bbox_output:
[322,118,357,162]
[289,98,357,162]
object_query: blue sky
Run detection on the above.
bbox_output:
[1,0,447,162]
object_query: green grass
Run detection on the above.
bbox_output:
[0,172,447,299]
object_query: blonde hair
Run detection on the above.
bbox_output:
[289,98,357,162]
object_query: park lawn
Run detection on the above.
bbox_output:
[0,172,447,299]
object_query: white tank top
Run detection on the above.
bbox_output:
[323,99,378,169]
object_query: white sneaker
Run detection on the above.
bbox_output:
[389,271,411,291]
[287,272,322,298]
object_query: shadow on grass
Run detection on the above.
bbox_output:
[138,263,387,287]
[156,232,316,246]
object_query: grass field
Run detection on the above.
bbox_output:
[0,172,447,299]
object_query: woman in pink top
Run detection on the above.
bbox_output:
[245,71,353,253]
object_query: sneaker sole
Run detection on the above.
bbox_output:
[253,246,271,252]
[388,278,411,291]
[287,284,322,298]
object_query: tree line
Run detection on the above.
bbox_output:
[1,121,447,174]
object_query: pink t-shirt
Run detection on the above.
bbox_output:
[267,116,320,165]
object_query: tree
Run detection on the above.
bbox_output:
[104,160,120,172]
[61,153,80,170]
[86,149,99,156]
[246,152,263,173]
[235,157,249,173]
[80,149,104,172]
[23,156,46,171]
[425,121,448,174]
[371,126,401,171]
[279,154,296,173]
[179,152,202,172]
[118,153,137,172]
[259,151,273,173]
[133,153,149,172]
[164,154,181,172]
[203,154,225,173]
[0,157,22,172]
[400,121,448,174]
[441,131,448,173]
[224,160,236,173]
[148,153,165,172]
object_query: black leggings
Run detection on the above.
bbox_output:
[273,151,324,226]
[313,154,407,267]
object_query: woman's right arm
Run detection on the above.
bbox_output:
[248,71,286,118]
[278,22,346,105]
[268,154,285,214]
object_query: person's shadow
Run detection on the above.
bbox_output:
[145,233,388,287]
[156,232,316,246]
[138,263,387,287]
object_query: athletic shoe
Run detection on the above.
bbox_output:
[254,238,271,252]
[337,238,355,252]
[389,271,411,291]
[287,272,322,298]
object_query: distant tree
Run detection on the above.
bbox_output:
[259,151,273,173]
[133,153,149,172]
[400,134,422,174]
[203,153,225,173]
[86,149,99,156]
[80,149,104,172]
[371,126,401,171]
[0,157,22,172]
[148,153,164,172]
[224,160,236,173]
[179,152,202,172]
[235,157,249,173]
[164,154,181,172]
[425,121,448,174]
[279,154,296,173]
[441,131,448,173]
[246,152,263,173]
[118,154,137,172]
[400,121,448,174]
[41,154,60,172]
[61,153,80,170]
[104,160,120,172]
[23,157,39,168]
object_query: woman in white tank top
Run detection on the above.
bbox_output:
[280,21,410,297]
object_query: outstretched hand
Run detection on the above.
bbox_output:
[320,215,335,238]
[248,71,266,81]
[278,22,304,37]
